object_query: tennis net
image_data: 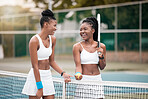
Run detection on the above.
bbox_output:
[0,70,148,99]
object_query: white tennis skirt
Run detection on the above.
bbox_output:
[74,74,105,99]
[22,68,55,96]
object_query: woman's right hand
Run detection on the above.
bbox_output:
[75,74,83,80]
[63,73,73,83]
[36,88,43,99]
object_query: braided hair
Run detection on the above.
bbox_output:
[40,9,56,28]
[82,17,98,41]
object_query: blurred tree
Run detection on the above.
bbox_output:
[0,6,35,57]
[53,0,73,9]
[0,6,30,16]
[0,6,35,31]
[29,0,144,10]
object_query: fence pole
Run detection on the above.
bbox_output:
[139,2,142,63]
[12,17,15,57]
[49,0,52,10]
[26,15,29,56]
[115,6,118,61]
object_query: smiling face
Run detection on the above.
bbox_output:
[80,22,95,41]
[45,19,57,35]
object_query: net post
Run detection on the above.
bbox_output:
[48,0,52,10]
[62,81,66,99]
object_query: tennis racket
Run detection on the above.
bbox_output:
[97,13,101,55]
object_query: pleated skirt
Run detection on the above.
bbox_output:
[22,68,55,96]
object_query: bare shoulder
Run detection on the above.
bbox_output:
[50,35,56,42]
[73,42,81,49]
[73,42,82,53]
[29,35,39,45]
[100,43,106,49]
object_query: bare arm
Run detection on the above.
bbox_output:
[73,43,82,73]
[49,36,72,82]
[29,36,41,82]
[29,36,43,97]
[49,36,64,74]
[97,43,106,70]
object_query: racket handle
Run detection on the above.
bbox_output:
[97,41,101,55]
[97,41,100,47]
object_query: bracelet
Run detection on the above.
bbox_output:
[61,71,65,76]
[36,81,43,89]
[99,54,104,59]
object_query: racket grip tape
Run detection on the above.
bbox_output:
[97,41,101,55]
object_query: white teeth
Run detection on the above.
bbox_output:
[82,33,86,36]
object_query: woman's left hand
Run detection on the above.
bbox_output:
[96,47,104,57]
[63,73,73,83]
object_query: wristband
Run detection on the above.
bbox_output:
[99,54,104,59]
[36,81,43,89]
[75,72,82,75]
[61,71,65,76]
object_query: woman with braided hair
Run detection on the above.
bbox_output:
[22,9,72,99]
[73,17,106,99]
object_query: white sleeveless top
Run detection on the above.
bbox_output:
[80,43,99,64]
[35,34,52,60]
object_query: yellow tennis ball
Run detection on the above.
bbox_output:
[75,72,82,79]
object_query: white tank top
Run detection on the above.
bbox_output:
[35,34,52,60]
[80,43,99,64]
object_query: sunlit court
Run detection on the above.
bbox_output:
[0,0,148,99]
